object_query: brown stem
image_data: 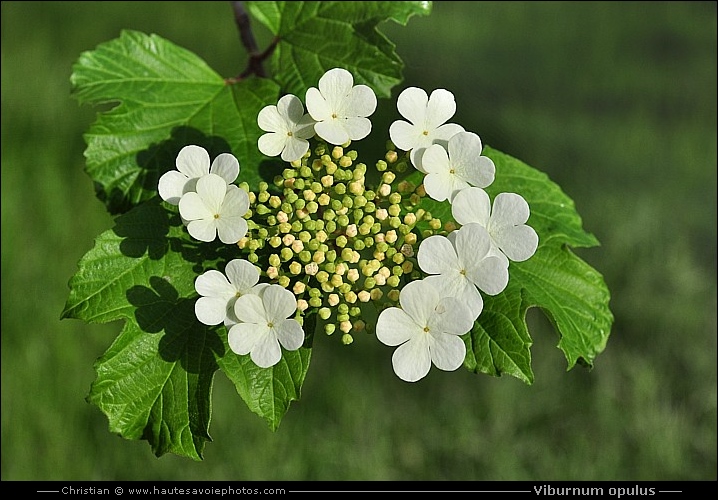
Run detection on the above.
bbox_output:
[227,1,279,83]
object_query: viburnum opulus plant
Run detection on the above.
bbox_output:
[63,1,613,460]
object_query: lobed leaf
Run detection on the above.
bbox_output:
[71,30,280,215]
[245,1,432,98]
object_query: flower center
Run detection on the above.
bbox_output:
[267,321,274,328]
[423,326,430,333]
[422,130,429,136]
[287,131,294,137]
[331,113,338,119]
[460,269,467,276]
[213,213,220,219]
[449,168,456,174]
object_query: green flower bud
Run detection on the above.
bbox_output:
[299,250,312,263]
[269,254,281,267]
[376,159,388,172]
[339,156,352,168]
[363,277,376,289]
[247,252,259,264]
[325,324,336,335]
[289,261,302,275]
[280,247,294,261]
[269,235,282,248]
[387,275,400,288]
[277,275,290,288]
[319,307,332,320]
[309,296,322,308]
[341,332,354,344]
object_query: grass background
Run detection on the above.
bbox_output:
[1,1,716,481]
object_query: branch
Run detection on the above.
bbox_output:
[227,1,279,83]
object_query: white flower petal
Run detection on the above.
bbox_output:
[424,171,458,202]
[389,120,422,152]
[420,143,450,175]
[158,170,189,205]
[262,285,296,322]
[195,174,228,214]
[318,67,354,106]
[258,132,288,158]
[178,192,212,221]
[280,137,310,162]
[426,274,483,320]
[314,120,350,146]
[257,105,286,133]
[462,155,495,189]
[342,116,372,141]
[216,217,247,245]
[227,322,264,356]
[376,307,420,346]
[432,123,465,143]
[467,255,509,295]
[210,153,239,184]
[455,223,491,263]
[294,114,317,139]
[417,234,459,275]
[234,293,266,324]
[176,145,210,178]
[392,335,431,382]
[451,187,491,226]
[251,332,282,368]
[429,333,466,372]
[431,296,474,336]
[195,269,234,298]
[492,192,531,225]
[424,89,457,130]
[186,219,217,242]
[275,319,305,351]
[277,94,304,123]
[398,279,439,330]
[396,87,429,126]
[494,225,539,262]
[345,85,377,117]
[224,259,260,291]
[194,296,229,325]
[305,87,332,122]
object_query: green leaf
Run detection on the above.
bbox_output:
[245,1,432,98]
[217,313,315,431]
[407,146,613,381]
[217,345,312,431]
[71,30,280,214]
[87,312,219,461]
[62,199,311,455]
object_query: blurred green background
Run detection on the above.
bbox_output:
[2,1,716,481]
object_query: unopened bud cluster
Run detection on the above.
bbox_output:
[235,141,446,343]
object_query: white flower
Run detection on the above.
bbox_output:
[194,259,267,326]
[257,94,316,162]
[421,131,496,202]
[158,145,239,205]
[417,223,509,319]
[178,173,249,244]
[451,187,539,262]
[388,87,465,172]
[227,285,305,368]
[305,67,377,145]
[376,279,473,382]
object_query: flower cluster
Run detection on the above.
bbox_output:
[157,68,538,382]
